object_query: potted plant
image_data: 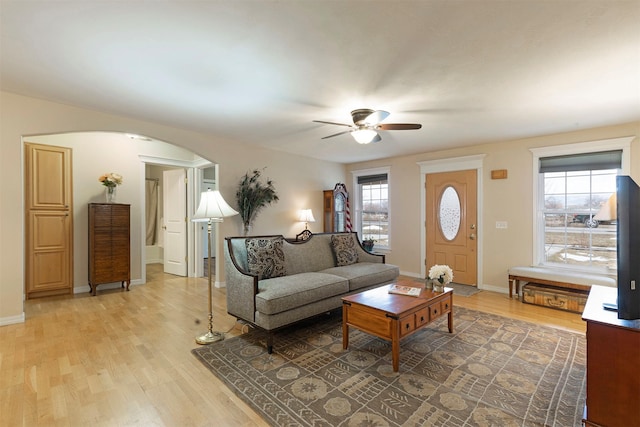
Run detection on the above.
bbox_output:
[362,236,376,252]
[235,168,279,235]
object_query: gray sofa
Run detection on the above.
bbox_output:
[224,232,399,352]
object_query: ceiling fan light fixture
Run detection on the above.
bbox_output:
[352,129,378,144]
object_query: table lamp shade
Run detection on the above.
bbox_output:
[192,189,239,222]
[297,209,315,223]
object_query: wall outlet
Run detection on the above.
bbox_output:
[496,221,508,229]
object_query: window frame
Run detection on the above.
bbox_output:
[530,136,632,273]
[351,166,391,251]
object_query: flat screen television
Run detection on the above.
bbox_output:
[616,175,640,320]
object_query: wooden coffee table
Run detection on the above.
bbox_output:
[342,284,453,372]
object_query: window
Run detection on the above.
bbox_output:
[352,168,390,249]
[531,137,632,273]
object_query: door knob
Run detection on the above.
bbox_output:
[469,233,476,240]
[470,224,476,230]
[162,225,167,230]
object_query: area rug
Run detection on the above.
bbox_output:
[192,307,586,426]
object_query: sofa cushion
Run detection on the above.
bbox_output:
[246,237,286,280]
[255,272,348,315]
[330,234,358,266]
[322,262,400,291]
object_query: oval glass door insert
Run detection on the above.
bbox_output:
[439,186,461,241]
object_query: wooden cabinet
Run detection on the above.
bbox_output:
[323,190,334,232]
[582,285,640,426]
[25,142,73,299]
[323,184,349,232]
[88,203,130,296]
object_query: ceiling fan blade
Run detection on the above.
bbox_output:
[313,120,352,127]
[364,110,390,125]
[377,123,422,130]
[321,130,353,139]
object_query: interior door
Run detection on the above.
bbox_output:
[163,168,187,276]
[426,169,477,285]
[24,142,73,298]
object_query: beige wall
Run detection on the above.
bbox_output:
[2,90,638,325]
[0,92,346,324]
[346,122,640,290]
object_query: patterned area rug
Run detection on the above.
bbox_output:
[192,307,586,426]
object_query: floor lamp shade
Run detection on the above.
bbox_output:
[192,189,239,222]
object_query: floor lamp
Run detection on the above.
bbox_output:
[192,189,238,345]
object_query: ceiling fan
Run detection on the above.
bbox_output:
[313,109,422,144]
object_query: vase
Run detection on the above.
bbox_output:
[363,242,374,252]
[105,186,117,203]
[433,280,444,292]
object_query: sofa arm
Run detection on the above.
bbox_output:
[224,239,258,323]
[357,249,385,263]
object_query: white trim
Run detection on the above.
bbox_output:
[0,313,26,326]
[138,155,215,285]
[418,154,486,286]
[529,136,633,268]
[351,166,391,249]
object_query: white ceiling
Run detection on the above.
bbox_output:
[1,1,639,164]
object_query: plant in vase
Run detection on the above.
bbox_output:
[235,168,279,235]
[362,236,376,252]
[428,264,453,292]
[99,172,123,203]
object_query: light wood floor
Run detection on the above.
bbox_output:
[0,265,586,426]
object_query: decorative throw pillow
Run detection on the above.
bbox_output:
[245,237,286,280]
[331,234,358,266]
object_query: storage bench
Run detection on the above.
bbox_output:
[508,266,616,299]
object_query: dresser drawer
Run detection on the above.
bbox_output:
[429,302,442,321]
[400,316,415,337]
[415,307,430,327]
[441,297,451,313]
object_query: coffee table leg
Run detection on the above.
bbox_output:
[448,310,454,333]
[391,319,400,372]
[342,304,349,350]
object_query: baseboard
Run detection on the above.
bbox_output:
[481,283,508,294]
[0,312,25,326]
[399,270,422,279]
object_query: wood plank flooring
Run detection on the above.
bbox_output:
[0,265,586,426]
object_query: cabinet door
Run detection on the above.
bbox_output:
[26,210,71,292]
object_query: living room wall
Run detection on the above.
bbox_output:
[0,91,346,325]
[346,121,640,291]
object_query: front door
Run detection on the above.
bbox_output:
[24,142,73,298]
[426,169,477,285]
[163,168,187,276]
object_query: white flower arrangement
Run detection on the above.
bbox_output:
[428,264,454,285]
[99,172,123,188]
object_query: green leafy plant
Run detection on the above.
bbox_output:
[236,168,279,235]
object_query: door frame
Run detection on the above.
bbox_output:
[138,155,213,285]
[418,154,485,286]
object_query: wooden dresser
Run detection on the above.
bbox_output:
[88,203,130,296]
[582,285,640,426]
